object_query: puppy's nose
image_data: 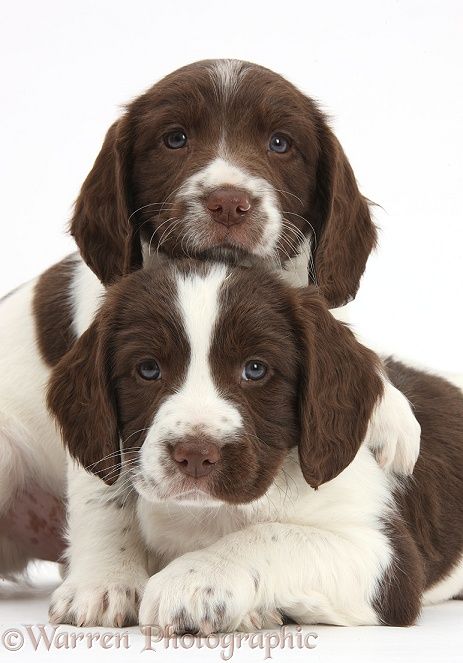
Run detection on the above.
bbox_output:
[172,439,221,478]
[206,188,251,227]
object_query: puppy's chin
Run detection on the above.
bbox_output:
[164,243,262,267]
[193,245,257,266]
[166,489,222,508]
[132,474,223,508]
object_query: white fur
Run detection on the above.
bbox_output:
[209,59,248,103]
[0,279,65,493]
[280,237,311,287]
[49,462,148,627]
[135,265,243,504]
[176,157,283,257]
[71,255,105,336]
[0,257,106,581]
[0,277,66,576]
[139,446,394,630]
[365,376,421,475]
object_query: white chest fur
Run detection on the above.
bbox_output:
[136,447,393,572]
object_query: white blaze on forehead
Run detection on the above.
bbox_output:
[144,264,243,453]
[177,157,282,256]
[209,59,249,103]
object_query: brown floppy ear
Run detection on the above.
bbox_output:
[311,123,377,308]
[70,118,143,286]
[292,287,383,488]
[47,318,121,484]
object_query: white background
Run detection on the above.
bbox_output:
[0,0,462,371]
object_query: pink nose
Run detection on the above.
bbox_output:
[172,439,221,478]
[206,188,251,227]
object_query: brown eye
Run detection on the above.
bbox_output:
[269,134,290,153]
[164,129,187,149]
[137,360,161,381]
[242,360,267,381]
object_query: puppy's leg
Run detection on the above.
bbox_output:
[0,416,35,577]
[365,374,421,475]
[140,522,422,633]
[329,308,420,476]
[49,462,148,627]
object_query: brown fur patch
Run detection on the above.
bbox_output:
[373,515,424,626]
[291,288,384,488]
[373,360,463,624]
[33,255,77,366]
[47,262,190,483]
[387,360,463,588]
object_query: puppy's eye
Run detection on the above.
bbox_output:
[137,360,161,381]
[269,134,290,153]
[242,360,268,381]
[164,130,188,149]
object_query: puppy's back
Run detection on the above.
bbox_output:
[384,358,463,590]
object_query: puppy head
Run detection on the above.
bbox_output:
[48,262,383,502]
[71,59,376,307]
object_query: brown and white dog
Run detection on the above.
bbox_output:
[45,260,463,630]
[0,60,419,612]
[69,58,375,306]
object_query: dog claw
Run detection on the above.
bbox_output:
[250,612,263,629]
[269,610,283,625]
[200,621,214,636]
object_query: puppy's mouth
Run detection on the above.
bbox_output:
[140,201,282,260]
[132,472,222,507]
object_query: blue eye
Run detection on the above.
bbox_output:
[164,130,187,149]
[137,360,161,381]
[242,361,268,381]
[269,134,290,153]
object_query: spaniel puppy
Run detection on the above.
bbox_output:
[46,261,463,630]
[0,60,418,583]
[70,58,375,306]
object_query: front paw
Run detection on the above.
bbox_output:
[368,379,421,475]
[49,574,148,627]
[139,552,257,635]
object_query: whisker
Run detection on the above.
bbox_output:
[148,217,176,255]
[127,202,175,224]
[282,217,318,284]
[122,429,150,445]
[145,215,176,248]
[121,484,136,509]
[279,231,298,256]
[282,221,312,261]
[100,458,139,484]
[84,444,143,471]
[282,218,307,242]
[282,211,317,248]
[254,188,304,206]
[276,239,292,264]
[156,218,182,256]
[156,183,188,218]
